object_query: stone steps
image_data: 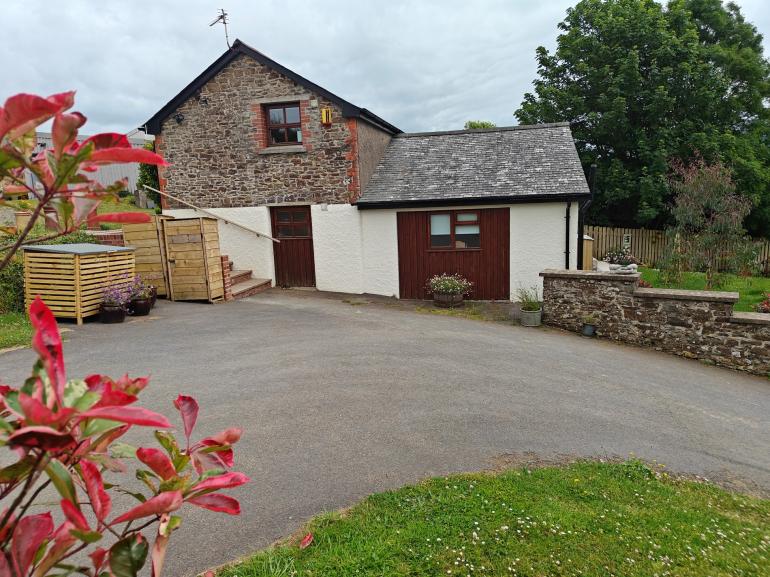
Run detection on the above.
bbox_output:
[231,278,272,299]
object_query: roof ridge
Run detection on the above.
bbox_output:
[394,122,570,138]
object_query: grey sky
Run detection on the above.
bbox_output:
[4,0,769,134]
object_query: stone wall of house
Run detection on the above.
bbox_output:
[540,269,770,376]
[156,53,390,208]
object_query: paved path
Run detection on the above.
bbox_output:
[1,292,768,576]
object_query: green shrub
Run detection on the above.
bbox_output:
[0,258,24,313]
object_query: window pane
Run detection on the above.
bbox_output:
[456,212,478,222]
[277,211,291,223]
[455,224,480,248]
[293,224,309,237]
[292,210,307,222]
[430,214,451,247]
[285,106,300,123]
[287,127,301,143]
[268,108,284,125]
[270,128,287,144]
[278,225,292,237]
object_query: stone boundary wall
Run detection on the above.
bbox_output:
[540,269,770,376]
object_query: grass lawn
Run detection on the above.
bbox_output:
[640,267,770,312]
[220,461,769,577]
[0,312,32,350]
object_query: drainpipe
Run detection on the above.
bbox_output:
[576,164,597,270]
[565,201,572,269]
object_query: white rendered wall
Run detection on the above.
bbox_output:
[311,204,363,294]
[361,210,399,297]
[510,202,578,296]
[163,207,275,283]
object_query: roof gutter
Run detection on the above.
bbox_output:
[355,192,591,210]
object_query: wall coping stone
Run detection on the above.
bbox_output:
[633,287,739,303]
[730,311,770,325]
[540,269,639,283]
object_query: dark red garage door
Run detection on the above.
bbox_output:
[397,208,510,300]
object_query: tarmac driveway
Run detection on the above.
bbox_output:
[1,291,769,576]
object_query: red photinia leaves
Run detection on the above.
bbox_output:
[77,132,167,166]
[7,426,76,451]
[112,491,184,525]
[51,112,86,159]
[89,548,108,575]
[77,405,171,428]
[205,427,242,446]
[0,91,74,141]
[299,533,313,550]
[60,499,89,531]
[29,297,66,404]
[10,512,54,577]
[80,459,111,523]
[173,395,198,446]
[86,374,149,396]
[92,212,152,224]
[191,471,249,494]
[187,493,241,515]
[18,394,75,427]
[136,448,177,481]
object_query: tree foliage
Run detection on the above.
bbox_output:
[137,141,160,206]
[665,158,754,288]
[515,0,770,237]
[464,120,497,129]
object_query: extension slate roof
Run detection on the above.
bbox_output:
[141,39,401,135]
[356,123,590,208]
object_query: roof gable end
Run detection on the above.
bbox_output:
[141,39,400,135]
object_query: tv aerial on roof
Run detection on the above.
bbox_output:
[210,8,231,48]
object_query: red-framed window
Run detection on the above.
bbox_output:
[273,206,311,238]
[429,210,481,249]
[265,103,302,145]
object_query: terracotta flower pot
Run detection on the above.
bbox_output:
[100,304,126,324]
[128,297,152,316]
[433,292,464,309]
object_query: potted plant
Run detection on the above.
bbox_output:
[101,282,130,323]
[128,274,153,316]
[426,273,473,308]
[516,285,542,327]
[582,314,598,337]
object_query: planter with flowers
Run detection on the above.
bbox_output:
[101,281,131,323]
[516,285,542,327]
[128,274,153,316]
[427,273,473,308]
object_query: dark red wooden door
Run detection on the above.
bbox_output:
[397,208,509,300]
[271,206,316,287]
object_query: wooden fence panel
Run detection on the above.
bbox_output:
[585,225,770,271]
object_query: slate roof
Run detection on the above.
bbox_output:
[356,123,590,208]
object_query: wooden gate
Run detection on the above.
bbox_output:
[122,215,172,296]
[270,206,315,287]
[162,217,224,302]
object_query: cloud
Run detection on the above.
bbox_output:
[3,0,769,134]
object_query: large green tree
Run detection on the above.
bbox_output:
[515,0,770,236]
